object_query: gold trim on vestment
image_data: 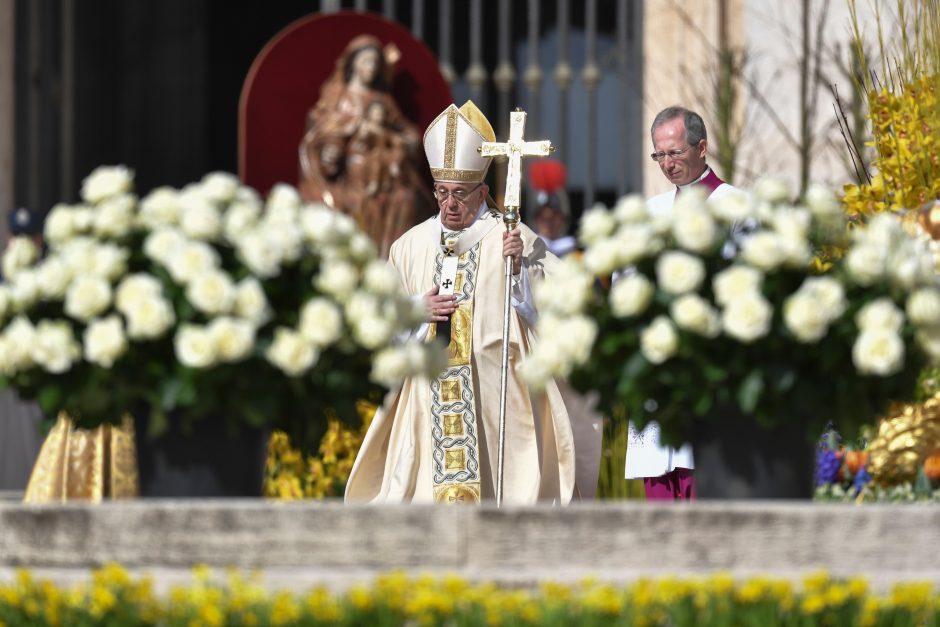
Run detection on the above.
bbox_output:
[430,167,486,182]
[444,108,457,169]
[430,245,482,504]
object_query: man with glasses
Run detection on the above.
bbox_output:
[346,100,601,505]
[625,106,741,501]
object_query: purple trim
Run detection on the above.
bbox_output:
[676,169,725,198]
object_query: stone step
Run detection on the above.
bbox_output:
[1,500,937,591]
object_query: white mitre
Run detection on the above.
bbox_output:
[424,100,496,183]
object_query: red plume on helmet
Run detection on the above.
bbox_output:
[528,159,567,195]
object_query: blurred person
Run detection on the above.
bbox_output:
[528,160,577,257]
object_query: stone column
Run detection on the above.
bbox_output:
[0,0,14,242]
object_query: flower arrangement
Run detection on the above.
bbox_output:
[2,565,940,626]
[0,166,443,453]
[523,182,940,448]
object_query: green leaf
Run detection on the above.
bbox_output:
[147,407,170,439]
[737,370,764,414]
[37,385,63,417]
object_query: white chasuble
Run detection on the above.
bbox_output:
[345,210,602,504]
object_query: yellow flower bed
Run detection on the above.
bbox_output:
[1,565,940,626]
[263,401,376,499]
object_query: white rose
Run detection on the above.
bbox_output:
[778,233,813,269]
[670,293,720,337]
[115,274,164,314]
[299,297,344,347]
[640,315,678,364]
[316,260,359,302]
[35,257,73,301]
[740,231,787,271]
[90,244,129,281]
[299,205,342,246]
[72,207,95,232]
[783,291,830,343]
[799,276,847,321]
[167,241,220,284]
[707,189,753,223]
[2,237,39,278]
[266,327,318,376]
[233,278,271,325]
[353,315,396,349]
[520,344,568,388]
[81,165,133,204]
[174,324,218,369]
[655,250,705,295]
[860,213,903,249]
[753,177,791,204]
[771,207,812,240]
[236,230,282,278]
[31,320,80,374]
[124,297,175,340]
[3,316,36,371]
[805,183,841,216]
[855,298,904,333]
[266,183,302,213]
[139,186,181,229]
[535,261,594,316]
[578,207,617,246]
[852,329,904,376]
[609,272,654,318]
[907,288,940,328]
[344,291,379,323]
[261,222,303,265]
[362,261,401,296]
[403,341,447,378]
[93,194,136,238]
[553,315,598,365]
[143,228,186,266]
[612,195,648,224]
[222,201,261,242]
[917,328,940,362]
[44,204,77,247]
[64,276,112,322]
[371,346,412,387]
[10,269,39,311]
[887,247,920,290]
[179,192,222,241]
[613,224,661,266]
[583,239,623,276]
[208,317,255,363]
[200,172,240,204]
[672,207,719,253]
[721,292,773,343]
[185,270,236,315]
[83,315,128,368]
[348,232,378,264]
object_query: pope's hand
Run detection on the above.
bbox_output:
[502,228,523,275]
[425,285,457,322]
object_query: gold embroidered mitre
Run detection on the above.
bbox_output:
[423,100,495,183]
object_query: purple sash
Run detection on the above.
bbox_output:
[676,169,725,198]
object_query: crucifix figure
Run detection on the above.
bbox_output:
[479,108,554,507]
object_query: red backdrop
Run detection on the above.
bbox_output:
[238,11,453,198]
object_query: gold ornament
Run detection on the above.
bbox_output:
[867,393,940,484]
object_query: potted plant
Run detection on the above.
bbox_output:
[522,181,940,497]
[0,166,444,496]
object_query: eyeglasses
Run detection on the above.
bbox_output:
[650,146,693,162]
[433,183,483,205]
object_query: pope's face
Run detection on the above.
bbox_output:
[436,182,487,230]
[652,117,707,187]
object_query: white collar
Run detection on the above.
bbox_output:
[437,201,498,256]
[677,167,711,192]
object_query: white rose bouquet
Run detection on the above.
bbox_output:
[523,181,940,447]
[0,166,444,454]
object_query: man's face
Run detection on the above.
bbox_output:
[652,117,707,187]
[534,205,565,240]
[435,182,487,230]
